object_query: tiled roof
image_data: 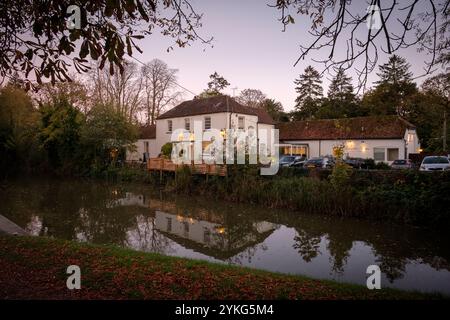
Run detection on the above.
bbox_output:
[277,116,415,140]
[139,124,156,139]
[157,95,275,124]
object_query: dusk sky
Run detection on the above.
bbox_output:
[134,0,437,111]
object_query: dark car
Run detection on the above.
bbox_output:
[344,157,365,169]
[305,157,334,169]
[290,156,308,167]
[279,155,297,167]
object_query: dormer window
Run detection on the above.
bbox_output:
[185,118,190,131]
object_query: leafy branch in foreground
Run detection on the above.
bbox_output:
[0,0,211,90]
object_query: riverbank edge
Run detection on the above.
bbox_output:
[96,165,450,228]
[0,235,444,300]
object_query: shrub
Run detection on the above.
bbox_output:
[161,142,173,158]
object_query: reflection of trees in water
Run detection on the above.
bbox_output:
[281,213,450,282]
[2,179,149,246]
[375,255,407,283]
[293,229,322,262]
[124,215,174,255]
[3,179,450,284]
[227,243,269,265]
[326,235,352,275]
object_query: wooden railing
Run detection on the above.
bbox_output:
[147,158,227,176]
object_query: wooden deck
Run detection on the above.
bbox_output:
[147,158,227,176]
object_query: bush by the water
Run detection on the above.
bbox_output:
[153,166,450,228]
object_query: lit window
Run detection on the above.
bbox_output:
[374,148,385,161]
[238,116,245,130]
[204,116,211,130]
[185,118,190,131]
[167,120,172,132]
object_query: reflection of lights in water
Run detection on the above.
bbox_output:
[112,190,118,195]
[176,215,184,222]
[189,218,195,224]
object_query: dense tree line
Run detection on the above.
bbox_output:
[0,78,137,177]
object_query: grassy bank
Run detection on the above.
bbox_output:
[0,235,442,300]
[103,164,450,228]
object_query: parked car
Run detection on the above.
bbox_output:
[344,157,365,169]
[420,156,450,171]
[279,155,297,167]
[391,159,414,170]
[305,157,334,169]
[290,156,308,167]
[279,155,306,167]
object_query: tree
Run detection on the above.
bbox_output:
[314,68,362,119]
[261,99,289,122]
[39,98,84,169]
[420,73,450,151]
[0,0,210,89]
[293,66,323,120]
[81,104,138,168]
[199,72,230,97]
[33,78,89,113]
[141,59,182,125]
[0,85,40,174]
[328,68,354,101]
[362,55,417,116]
[272,1,449,88]
[376,55,413,86]
[236,89,266,108]
[87,60,143,122]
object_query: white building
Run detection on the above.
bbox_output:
[277,116,420,163]
[154,210,277,259]
[127,95,275,161]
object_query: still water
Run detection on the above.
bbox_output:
[1,178,450,295]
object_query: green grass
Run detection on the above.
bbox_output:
[0,234,446,300]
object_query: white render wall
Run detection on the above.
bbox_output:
[126,138,157,161]
[154,112,271,159]
[281,129,420,162]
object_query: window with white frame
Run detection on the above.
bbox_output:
[373,148,385,161]
[167,120,172,132]
[204,116,211,130]
[238,116,245,130]
[185,118,190,131]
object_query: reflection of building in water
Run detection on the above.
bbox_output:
[107,192,149,208]
[154,210,277,259]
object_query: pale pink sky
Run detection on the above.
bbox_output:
[133,0,439,112]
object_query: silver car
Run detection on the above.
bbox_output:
[391,159,414,170]
[419,156,450,171]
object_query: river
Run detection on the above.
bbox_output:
[1,177,449,295]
